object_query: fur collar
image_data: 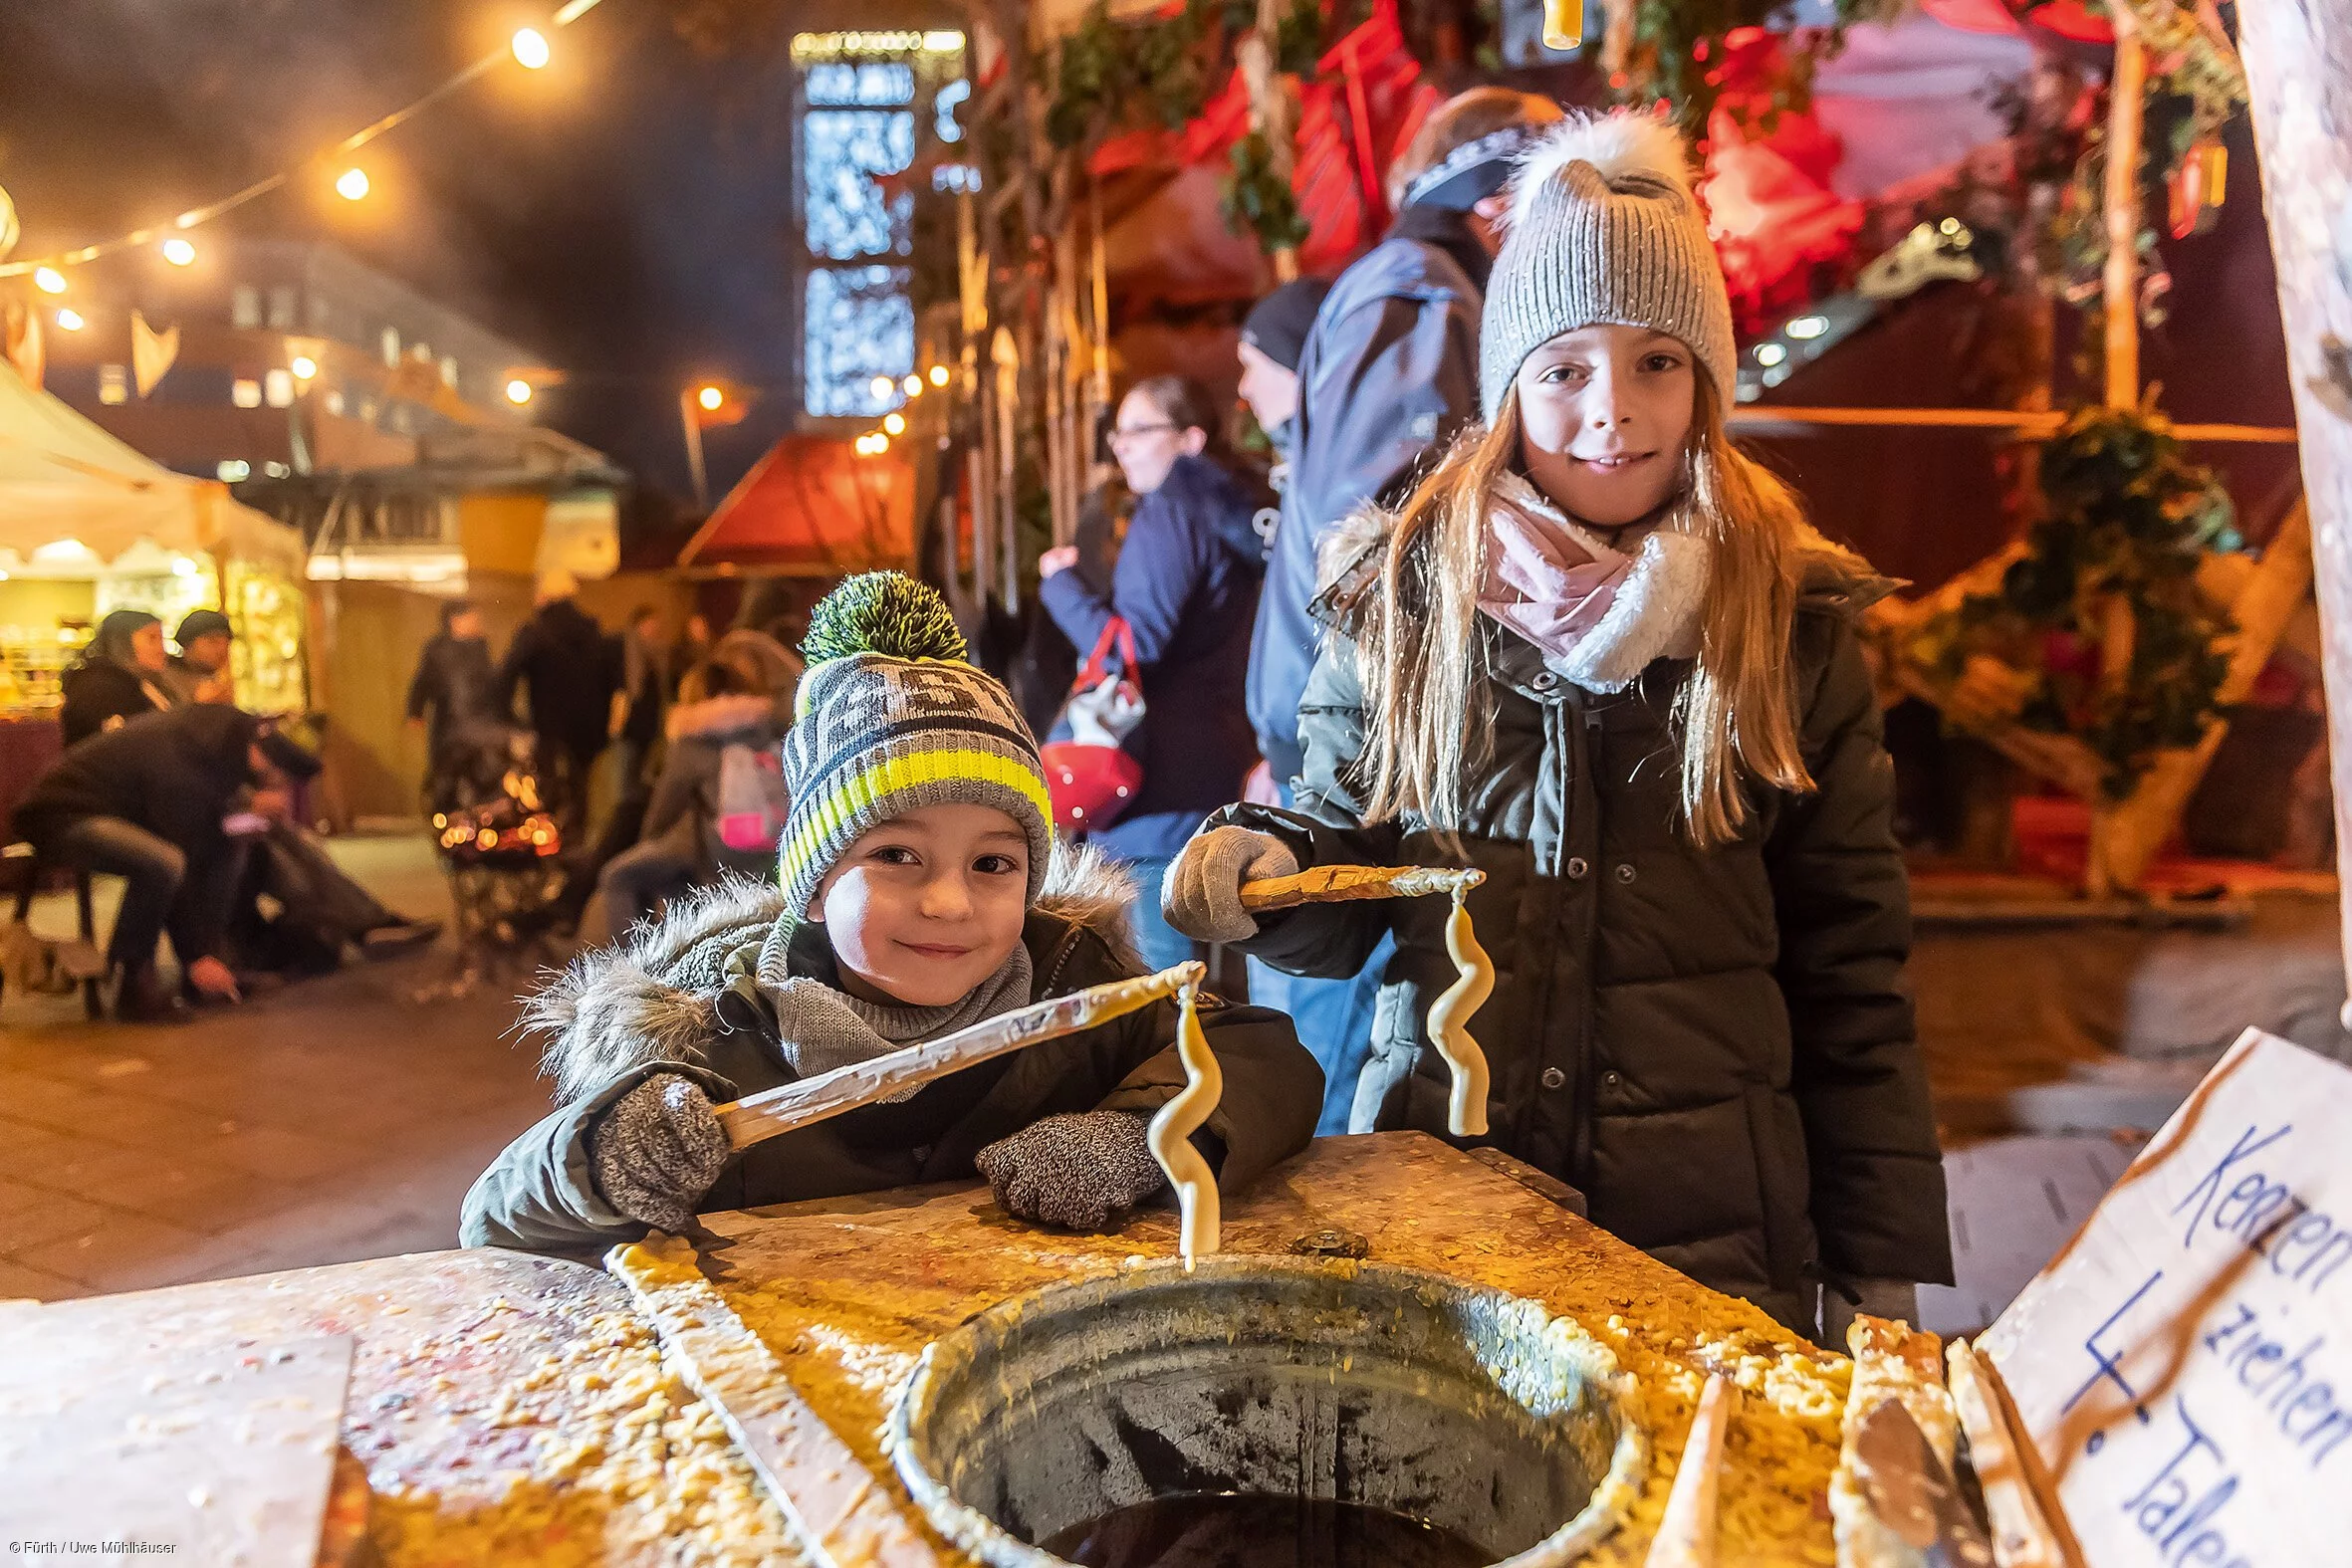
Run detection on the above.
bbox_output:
[666,692,783,742]
[527,840,1139,1101]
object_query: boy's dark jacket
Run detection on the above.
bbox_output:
[461,847,1321,1250]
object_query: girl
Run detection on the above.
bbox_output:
[464,573,1319,1252]
[1038,374,1270,972]
[1164,114,1951,1336]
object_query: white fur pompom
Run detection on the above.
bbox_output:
[1507,111,1695,224]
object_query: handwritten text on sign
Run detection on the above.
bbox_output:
[1981,1029,2352,1567]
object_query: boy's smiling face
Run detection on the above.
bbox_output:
[811,802,1033,1008]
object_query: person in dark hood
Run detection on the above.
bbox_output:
[496,570,619,837]
[405,598,498,771]
[164,609,236,706]
[12,706,324,1021]
[1237,276,1332,472]
[1239,87,1560,1133]
[1037,374,1271,971]
[60,609,174,745]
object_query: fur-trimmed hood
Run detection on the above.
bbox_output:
[1310,486,1891,693]
[527,839,1140,1101]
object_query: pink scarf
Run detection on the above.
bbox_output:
[1478,498,1635,661]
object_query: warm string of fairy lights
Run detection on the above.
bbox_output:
[0,0,609,284]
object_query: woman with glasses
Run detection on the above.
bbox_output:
[1038,374,1273,971]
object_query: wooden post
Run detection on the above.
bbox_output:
[2238,0,2352,1016]
[2101,13,2145,411]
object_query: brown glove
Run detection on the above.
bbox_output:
[589,1073,729,1232]
[976,1110,1168,1232]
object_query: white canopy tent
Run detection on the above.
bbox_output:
[0,362,305,579]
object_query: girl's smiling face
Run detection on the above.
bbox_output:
[811,802,1032,1008]
[1513,325,1697,529]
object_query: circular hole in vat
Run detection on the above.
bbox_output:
[889,1256,1649,1567]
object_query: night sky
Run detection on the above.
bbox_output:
[0,0,808,502]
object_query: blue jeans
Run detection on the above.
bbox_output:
[1251,935,1390,1135]
[1114,854,1199,974]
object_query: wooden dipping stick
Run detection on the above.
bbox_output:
[1645,1374,1739,1568]
[715,961,1206,1150]
[1239,863,1494,1137]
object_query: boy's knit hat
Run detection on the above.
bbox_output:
[779,572,1054,920]
[1479,112,1736,422]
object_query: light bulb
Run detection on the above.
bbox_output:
[33,267,66,295]
[927,364,950,387]
[901,373,923,396]
[883,412,906,436]
[291,355,318,379]
[697,385,724,412]
[336,168,370,201]
[161,238,196,267]
[511,27,552,68]
[868,374,894,400]
[55,308,85,332]
[507,379,534,405]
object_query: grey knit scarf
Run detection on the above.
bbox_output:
[742,918,1035,1099]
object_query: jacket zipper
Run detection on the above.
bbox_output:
[1569,703,1603,1186]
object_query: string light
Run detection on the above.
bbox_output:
[697,385,725,412]
[336,167,370,201]
[33,267,66,295]
[901,373,923,396]
[868,373,896,400]
[54,309,85,332]
[883,411,906,436]
[161,237,196,267]
[511,28,552,69]
[927,364,950,387]
[507,378,534,405]
[291,355,319,379]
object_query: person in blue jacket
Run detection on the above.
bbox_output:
[1039,374,1270,971]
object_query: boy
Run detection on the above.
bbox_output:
[462,573,1320,1250]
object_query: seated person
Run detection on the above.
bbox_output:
[462,573,1321,1250]
[11,706,323,1021]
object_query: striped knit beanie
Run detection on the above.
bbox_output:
[779,573,1054,921]
[1479,112,1736,423]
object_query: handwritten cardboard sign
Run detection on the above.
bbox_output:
[1981,1029,2352,1566]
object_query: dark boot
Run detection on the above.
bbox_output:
[115,965,189,1024]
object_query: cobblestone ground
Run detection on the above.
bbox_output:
[0,832,556,1301]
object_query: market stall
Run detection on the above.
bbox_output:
[0,360,308,726]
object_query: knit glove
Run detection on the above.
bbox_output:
[589,1074,730,1232]
[976,1111,1168,1232]
[1161,826,1299,945]
[1821,1278,1922,1348]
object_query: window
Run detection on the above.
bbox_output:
[232,378,263,408]
[268,287,298,330]
[794,32,962,419]
[231,287,261,330]
[265,369,295,407]
[381,327,400,366]
[98,365,128,405]
[803,264,914,418]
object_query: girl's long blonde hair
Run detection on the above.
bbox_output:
[1352,376,1816,848]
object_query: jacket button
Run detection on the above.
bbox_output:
[1540,1067,1567,1090]
[1613,863,1637,884]
[1600,1070,1622,1090]
[1565,857,1589,880]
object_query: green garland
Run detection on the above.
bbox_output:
[1912,406,2240,799]
[1612,0,1899,137]
[1223,132,1311,252]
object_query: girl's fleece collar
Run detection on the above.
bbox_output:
[1482,471,1710,694]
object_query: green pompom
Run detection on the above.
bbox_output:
[801,571,968,667]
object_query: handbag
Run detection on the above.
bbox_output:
[1042,618,1146,831]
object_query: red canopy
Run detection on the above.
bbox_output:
[678,435,914,575]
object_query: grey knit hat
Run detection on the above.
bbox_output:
[779,573,1053,920]
[1479,112,1736,422]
